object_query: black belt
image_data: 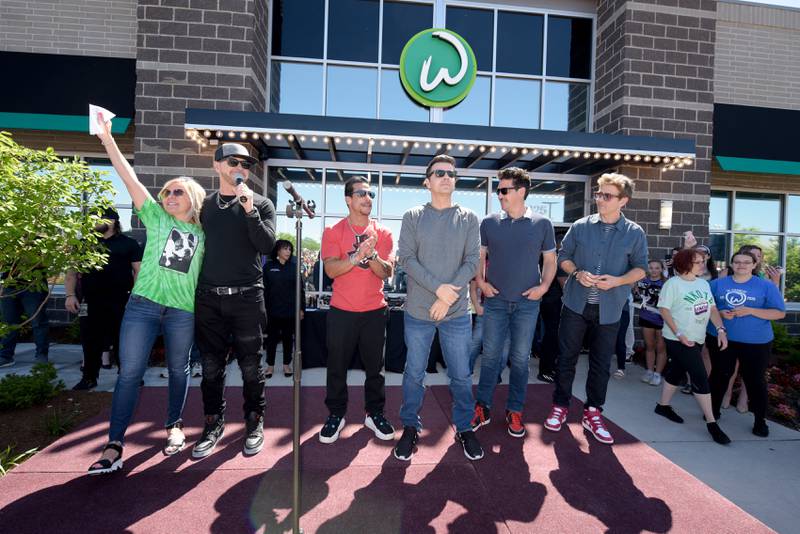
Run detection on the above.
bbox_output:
[199,286,261,296]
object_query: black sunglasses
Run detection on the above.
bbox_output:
[496,186,523,196]
[161,188,185,198]
[351,190,376,199]
[225,157,253,170]
[594,191,621,201]
[427,169,457,178]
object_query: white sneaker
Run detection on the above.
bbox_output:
[641,370,654,383]
[191,362,202,377]
[159,369,169,378]
[649,372,662,386]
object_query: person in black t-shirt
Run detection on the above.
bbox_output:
[263,239,305,379]
[65,208,142,390]
[192,143,276,460]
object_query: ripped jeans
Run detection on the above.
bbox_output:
[195,287,266,418]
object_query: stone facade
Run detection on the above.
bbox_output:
[594,0,717,258]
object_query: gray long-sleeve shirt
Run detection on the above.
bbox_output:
[398,203,480,321]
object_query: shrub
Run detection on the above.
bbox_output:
[0,446,38,476]
[0,363,64,411]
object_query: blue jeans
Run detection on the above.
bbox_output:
[400,312,474,433]
[108,295,194,444]
[0,290,49,360]
[468,313,510,375]
[476,297,540,413]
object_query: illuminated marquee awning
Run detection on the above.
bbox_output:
[184,109,696,174]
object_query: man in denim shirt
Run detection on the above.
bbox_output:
[543,173,648,444]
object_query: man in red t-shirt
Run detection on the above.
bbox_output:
[318,176,396,444]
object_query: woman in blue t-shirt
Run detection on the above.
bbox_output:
[708,251,786,438]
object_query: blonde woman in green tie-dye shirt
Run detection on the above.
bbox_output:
[87,113,206,475]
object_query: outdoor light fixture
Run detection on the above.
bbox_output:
[659,200,673,230]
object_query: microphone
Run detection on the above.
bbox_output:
[282,181,316,218]
[234,173,247,204]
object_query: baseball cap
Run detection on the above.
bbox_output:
[101,207,120,220]
[214,143,258,164]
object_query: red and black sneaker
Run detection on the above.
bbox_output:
[470,402,491,431]
[506,410,525,438]
[582,407,614,444]
[544,405,568,432]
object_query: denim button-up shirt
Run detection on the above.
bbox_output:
[558,213,648,324]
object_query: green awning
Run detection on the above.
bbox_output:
[716,156,800,176]
[0,112,130,134]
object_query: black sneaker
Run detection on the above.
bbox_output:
[72,378,97,391]
[706,422,731,445]
[319,414,345,444]
[192,415,225,458]
[654,404,684,423]
[393,426,418,461]
[753,420,769,437]
[365,412,395,441]
[456,430,484,461]
[243,412,264,456]
[537,372,555,383]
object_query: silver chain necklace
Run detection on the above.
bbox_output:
[216,192,238,210]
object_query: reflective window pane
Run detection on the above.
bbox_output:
[496,11,543,75]
[275,215,323,291]
[445,6,494,71]
[453,175,489,217]
[380,69,429,122]
[325,170,377,215]
[382,1,433,65]
[490,179,585,223]
[543,82,589,131]
[710,191,730,231]
[546,16,592,79]
[118,208,133,233]
[327,0,379,62]
[788,195,800,234]
[786,237,799,302]
[379,218,402,255]
[326,66,377,119]
[493,78,540,128]
[732,234,782,268]
[269,167,324,214]
[733,192,781,233]
[91,165,132,206]
[443,75,490,126]
[381,172,429,217]
[271,0,324,59]
[270,62,323,115]
[709,233,730,273]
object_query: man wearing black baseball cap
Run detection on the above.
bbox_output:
[192,142,276,459]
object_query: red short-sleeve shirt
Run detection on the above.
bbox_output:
[320,218,393,312]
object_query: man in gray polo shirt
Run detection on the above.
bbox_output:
[394,154,482,462]
[544,173,648,445]
[471,167,556,438]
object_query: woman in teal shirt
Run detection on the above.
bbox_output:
[88,114,206,475]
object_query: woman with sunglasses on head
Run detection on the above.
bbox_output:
[87,113,206,475]
[654,248,731,444]
[708,251,785,438]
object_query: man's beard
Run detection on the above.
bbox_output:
[95,223,110,233]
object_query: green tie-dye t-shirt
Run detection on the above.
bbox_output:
[131,197,205,312]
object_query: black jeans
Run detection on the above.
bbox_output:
[553,304,619,409]
[537,298,562,375]
[662,339,710,394]
[265,314,294,366]
[80,296,127,381]
[708,338,771,422]
[615,306,630,371]
[196,288,266,418]
[325,306,388,417]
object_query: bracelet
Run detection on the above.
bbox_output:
[65,294,76,298]
[716,326,727,333]
[674,332,684,338]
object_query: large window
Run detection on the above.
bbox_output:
[268,163,586,294]
[710,190,800,304]
[269,1,594,130]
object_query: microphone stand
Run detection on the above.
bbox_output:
[286,197,315,534]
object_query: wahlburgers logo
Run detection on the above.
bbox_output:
[399,28,477,108]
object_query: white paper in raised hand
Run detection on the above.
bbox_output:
[89,104,116,135]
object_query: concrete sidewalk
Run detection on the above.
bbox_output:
[3,342,799,533]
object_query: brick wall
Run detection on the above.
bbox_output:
[0,0,137,58]
[715,0,800,111]
[134,0,269,199]
[594,0,716,259]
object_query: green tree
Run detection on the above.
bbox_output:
[275,231,321,252]
[0,131,115,336]
[785,238,800,302]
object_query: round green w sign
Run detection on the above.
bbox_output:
[399,28,477,108]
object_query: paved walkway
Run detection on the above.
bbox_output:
[3,342,799,533]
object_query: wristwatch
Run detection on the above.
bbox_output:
[716,325,727,333]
